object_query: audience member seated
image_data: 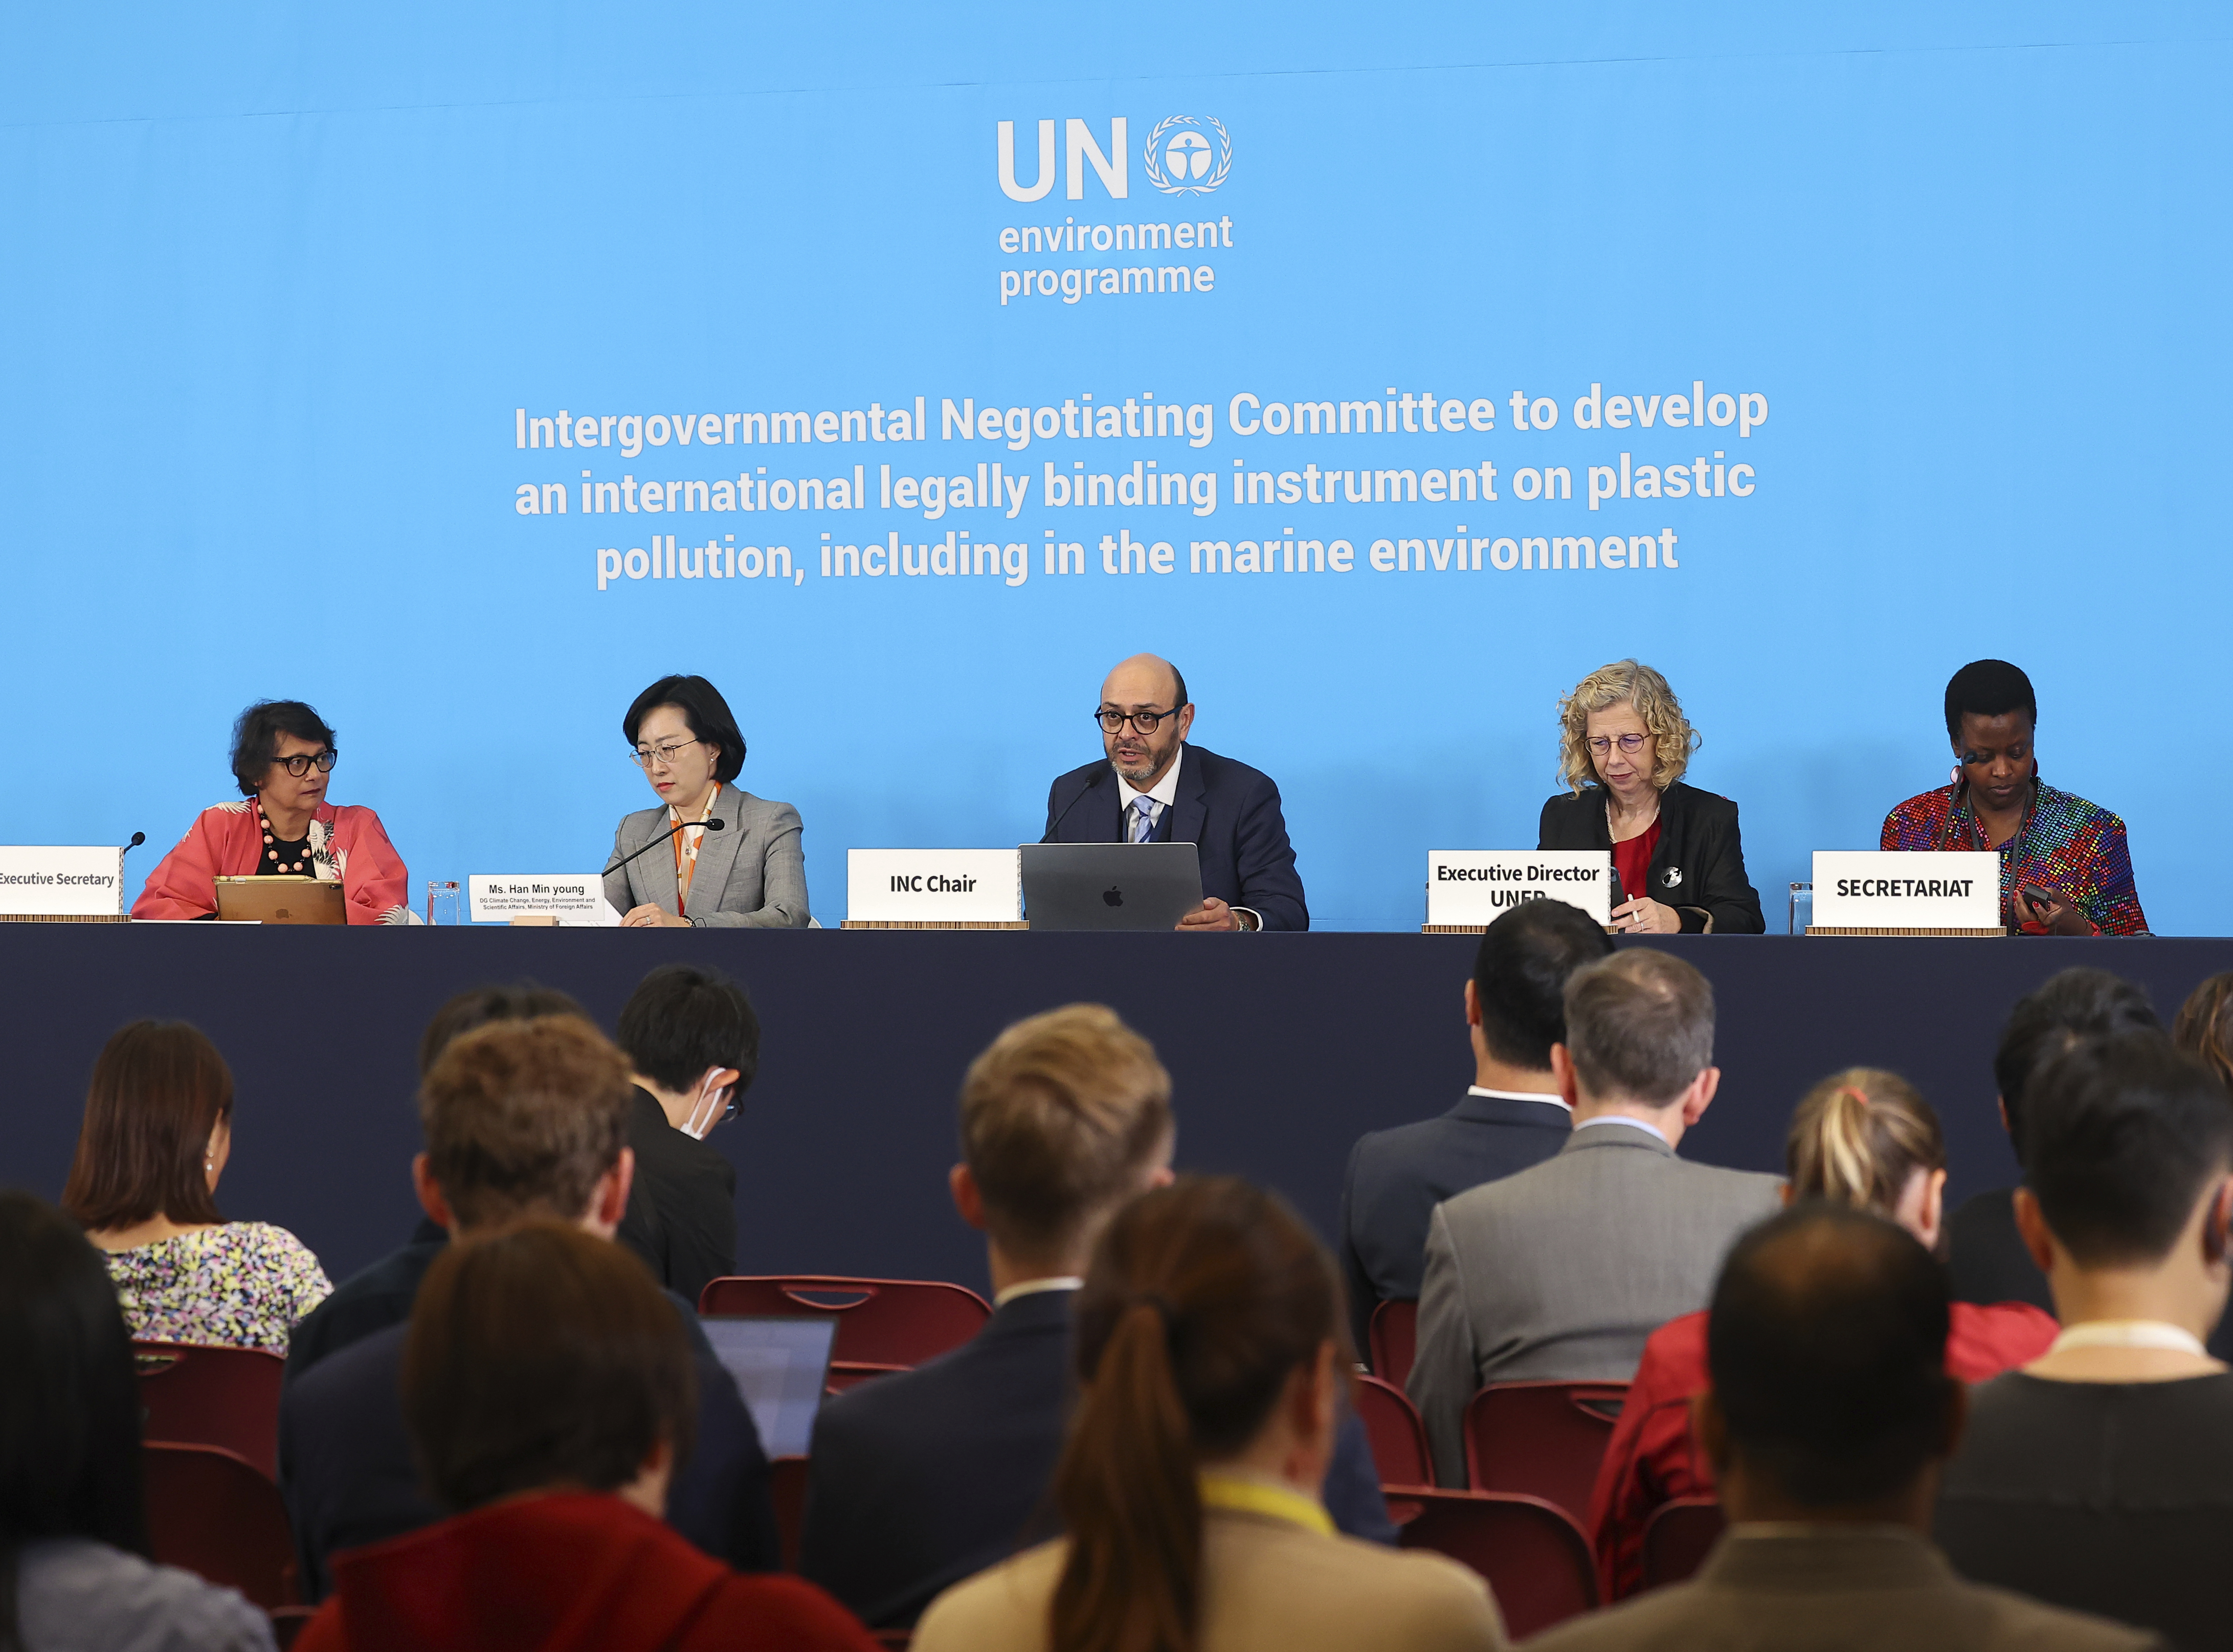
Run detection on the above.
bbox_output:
[1589,1068,2058,1599]
[1339,899,1610,1354]
[1408,949,1781,1486]
[613,963,758,1306]
[913,1175,1507,1652]
[1937,1030,2233,1649]
[1946,967,2159,1317]
[0,1190,277,1652]
[295,1223,875,1652]
[2173,970,2233,1093]
[1533,1205,2159,1652]
[285,982,589,1379]
[63,1020,329,1353]
[799,1005,1395,1629]
[278,1016,778,1599]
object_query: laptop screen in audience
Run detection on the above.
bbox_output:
[697,1316,838,1457]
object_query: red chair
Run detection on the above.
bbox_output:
[134,1341,286,1481]
[268,1606,317,1649]
[1354,1374,1433,1488]
[143,1442,298,1608]
[1369,1299,1418,1386]
[1387,1488,1597,1639]
[1641,1496,1725,1591]
[1462,1381,1627,1520]
[697,1276,990,1386]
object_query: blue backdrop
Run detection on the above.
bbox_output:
[2,4,2222,931]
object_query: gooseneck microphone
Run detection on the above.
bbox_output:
[603,816,726,877]
[118,831,146,917]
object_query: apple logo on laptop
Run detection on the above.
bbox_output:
[1102,886,1124,908]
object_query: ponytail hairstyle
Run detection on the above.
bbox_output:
[1786,1068,1945,1215]
[1050,1177,1348,1652]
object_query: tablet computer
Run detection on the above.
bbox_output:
[1019,842,1204,932]
[697,1316,839,1458]
[212,876,347,926]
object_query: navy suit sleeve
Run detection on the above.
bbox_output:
[1323,1407,1397,1544]
[673,1303,782,1572]
[1042,777,1063,842]
[1229,770,1308,931]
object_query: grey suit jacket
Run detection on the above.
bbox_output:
[605,782,810,929]
[1407,1121,1781,1487]
[1523,1527,2162,1652]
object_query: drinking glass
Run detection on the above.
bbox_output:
[1787,882,1813,936]
[426,880,463,926]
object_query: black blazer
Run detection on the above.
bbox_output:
[1537,780,1764,934]
[616,1086,737,1309]
[798,1288,1393,1628]
[1339,1091,1574,1359]
[1041,743,1308,931]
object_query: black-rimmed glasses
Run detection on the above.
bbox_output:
[1097,707,1180,735]
[275,749,338,778]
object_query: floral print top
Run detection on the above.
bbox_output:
[103,1223,333,1353]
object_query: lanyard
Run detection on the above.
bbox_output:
[1197,1472,1334,1537]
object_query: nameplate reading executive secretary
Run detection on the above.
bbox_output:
[1040,653,1307,932]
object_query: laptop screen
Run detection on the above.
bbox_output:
[697,1316,838,1457]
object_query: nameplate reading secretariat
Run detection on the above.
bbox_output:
[468,874,621,926]
[845,849,1023,928]
[0,846,126,920]
[1809,851,2002,935]
[1425,850,1611,930]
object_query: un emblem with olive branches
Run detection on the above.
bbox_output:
[1143,115,1232,196]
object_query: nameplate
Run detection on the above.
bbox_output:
[0,846,126,917]
[468,874,621,926]
[845,849,1022,927]
[1809,851,2002,935]
[1425,850,1612,929]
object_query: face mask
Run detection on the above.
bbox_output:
[680,1066,733,1141]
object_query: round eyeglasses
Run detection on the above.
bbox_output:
[275,749,338,778]
[630,738,704,770]
[1587,733,1649,757]
[1096,707,1180,735]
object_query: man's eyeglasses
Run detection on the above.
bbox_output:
[274,750,338,778]
[629,739,704,770]
[1586,733,1649,757]
[1097,707,1181,735]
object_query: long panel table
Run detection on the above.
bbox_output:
[6,927,2229,1294]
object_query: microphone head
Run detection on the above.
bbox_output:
[703,818,726,831]
[126,831,145,848]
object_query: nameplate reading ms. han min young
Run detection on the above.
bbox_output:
[1425,850,1612,932]
[844,848,1024,929]
[1809,850,2003,936]
[468,874,622,926]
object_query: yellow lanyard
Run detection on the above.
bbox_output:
[1197,1473,1334,1537]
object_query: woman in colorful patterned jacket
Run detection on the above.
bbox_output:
[133,699,411,924]
[1879,660,2146,936]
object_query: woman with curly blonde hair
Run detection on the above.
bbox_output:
[1537,661,1764,933]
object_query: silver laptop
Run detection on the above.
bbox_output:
[1020,842,1204,932]
[696,1316,838,1457]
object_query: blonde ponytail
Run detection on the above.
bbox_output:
[1786,1068,1943,1215]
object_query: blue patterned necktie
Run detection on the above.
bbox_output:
[1130,798,1159,843]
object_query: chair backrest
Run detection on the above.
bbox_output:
[1641,1496,1725,1591]
[768,1454,810,1572]
[1389,1488,1597,1639]
[1463,1381,1628,1520]
[1354,1374,1434,1488]
[695,1276,991,1376]
[134,1341,286,1482]
[268,1606,317,1650]
[142,1442,298,1608]
[1369,1298,1418,1386]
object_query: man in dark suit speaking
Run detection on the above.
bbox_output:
[1041,652,1306,931]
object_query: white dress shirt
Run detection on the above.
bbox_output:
[1116,744,1183,832]
[1469,1084,1572,1114]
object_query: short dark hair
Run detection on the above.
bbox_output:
[403,1223,695,1512]
[418,982,590,1078]
[61,1022,233,1231]
[623,675,745,784]
[1708,1204,1954,1507]
[1472,899,1615,1070]
[1943,659,2036,741]
[2024,1031,2233,1267]
[0,1191,149,1561]
[1993,968,2160,1159]
[2173,972,2233,1097]
[1563,949,1715,1105]
[419,1018,634,1230]
[229,700,335,797]
[615,964,761,1094]
[1168,663,1190,710]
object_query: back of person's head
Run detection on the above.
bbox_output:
[958,1005,1172,1259]
[1993,968,2160,1159]
[417,982,589,1078]
[0,1192,148,1561]
[2024,1030,2233,1267]
[1943,658,2036,739]
[2174,973,2233,1097]
[615,963,760,1094]
[1562,948,1715,1105]
[1708,1204,1954,1508]
[1051,1176,1344,1652]
[1786,1069,1944,1215]
[402,1222,694,1513]
[418,1018,633,1230]
[1472,899,1615,1070]
[60,1021,232,1232]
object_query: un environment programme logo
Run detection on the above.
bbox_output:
[1143,115,1231,196]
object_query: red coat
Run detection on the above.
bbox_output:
[1587,1297,2058,1600]
[132,799,410,924]
[295,1492,879,1652]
